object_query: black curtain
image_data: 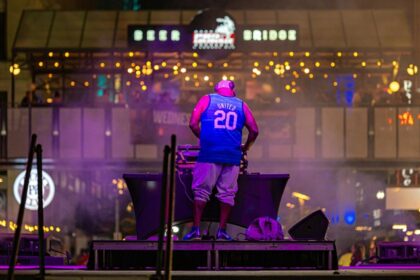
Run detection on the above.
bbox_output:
[0,12,5,61]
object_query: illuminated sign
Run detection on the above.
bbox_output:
[127,11,299,55]
[192,15,236,50]
[242,28,297,42]
[127,26,188,51]
[13,170,55,211]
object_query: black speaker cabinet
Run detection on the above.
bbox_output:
[288,209,329,241]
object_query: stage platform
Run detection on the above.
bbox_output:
[2,267,420,280]
[87,240,338,270]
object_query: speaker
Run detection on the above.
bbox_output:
[288,209,329,241]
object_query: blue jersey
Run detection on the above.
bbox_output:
[198,94,245,165]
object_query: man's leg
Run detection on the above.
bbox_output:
[219,202,232,230]
[215,165,240,240]
[193,200,207,227]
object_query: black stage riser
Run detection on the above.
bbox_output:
[88,240,338,271]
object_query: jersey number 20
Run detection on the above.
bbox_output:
[214,110,238,130]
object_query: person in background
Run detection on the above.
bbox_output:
[183,80,259,241]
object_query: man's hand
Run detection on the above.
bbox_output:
[189,95,210,139]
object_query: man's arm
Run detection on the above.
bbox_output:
[189,95,210,139]
[242,102,259,151]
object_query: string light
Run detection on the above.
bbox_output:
[64,52,70,58]
[223,62,229,68]
[305,52,310,57]
[115,62,121,68]
[353,51,359,57]
[361,61,366,67]
[337,52,342,57]
[99,62,105,68]
[289,51,294,57]
[48,52,53,57]
[54,62,60,68]
[315,61,320,67]
[180,67,187,73]
[192,62,198,68]
[128,52,134,57]
[207,62,213,68]
[204,75,209,81]
[38,61,44,67]
[330,62,336,68]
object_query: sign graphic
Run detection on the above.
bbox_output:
[13,170,55,211]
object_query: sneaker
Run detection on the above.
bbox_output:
[216,228,233,241]
[183,226,201,241]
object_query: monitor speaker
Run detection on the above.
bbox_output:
[288,209,329,240]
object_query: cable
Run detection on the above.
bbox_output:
[177,171,194,202]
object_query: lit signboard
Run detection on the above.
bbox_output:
[13,170,55,211]
[127,9,299,56]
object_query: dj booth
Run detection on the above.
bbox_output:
[123,173,289,240]
[88,173,339,270]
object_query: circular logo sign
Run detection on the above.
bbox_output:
[189,9,236,60]
[13,170,55,211]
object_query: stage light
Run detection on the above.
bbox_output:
[303,68,310,74]
[299,61,305,67]
[172,226,180,233]
[344,211,356,225]
[161,61,167,67]
[207,62,213,68]
[9,64,20,75]
[192,62,198,68]
[392,60,398,66]
[273,52,278,57]
[223,62,228,68]
[127,67,133,74]
[309,73,314,79]
[330,62,336,68]
[376,190,385,200]
[389,81,400,93]
[292,192,310,201]
[353,51,358,57]
[128,52,134,57]
[291,88,297,93]
[361,61,366,67]
[377,61,382,67]
[285,84,291,91]
[100,62,105,68]
[70,81,76,87]
[184,76,190,81]
[269,60,274,66]
[203,75,209,81]
[153,65,160,70]
[229,75,235,81]
[141,85,147,91]
[173,65,178,71]
[146,61,151,66]
[337,52,342,57]
[193,74,198,79]
[305,52,310,57]
[285,65,291,71]
[38,61,44,67]
[333,81,338,87]
[54,62,60,68]
[392,224,407,231]
[180,67,186,73]
[222,75,228,80]
[193,52,198,58]
[315,61,320,67]
[115,62,121,68]
[289,51,294,57]
[48,52,53,57]
[84,81,89,87]
[407,64,418,76]
[253,61,259,67]
[64,52,70,58]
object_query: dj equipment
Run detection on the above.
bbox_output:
[245,216,284,241]
[176,145,248,174]
[377,241,420,264]
[288,209,329,241]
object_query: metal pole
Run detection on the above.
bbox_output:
[164,135,176,280]
[7,134,37,280]
[154,145,170,280]
[36,144,45,279]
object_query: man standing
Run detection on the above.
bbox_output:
[183,80,259,241]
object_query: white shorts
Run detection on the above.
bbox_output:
[192,162,240,206]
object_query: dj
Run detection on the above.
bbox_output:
[183,80,259,241]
